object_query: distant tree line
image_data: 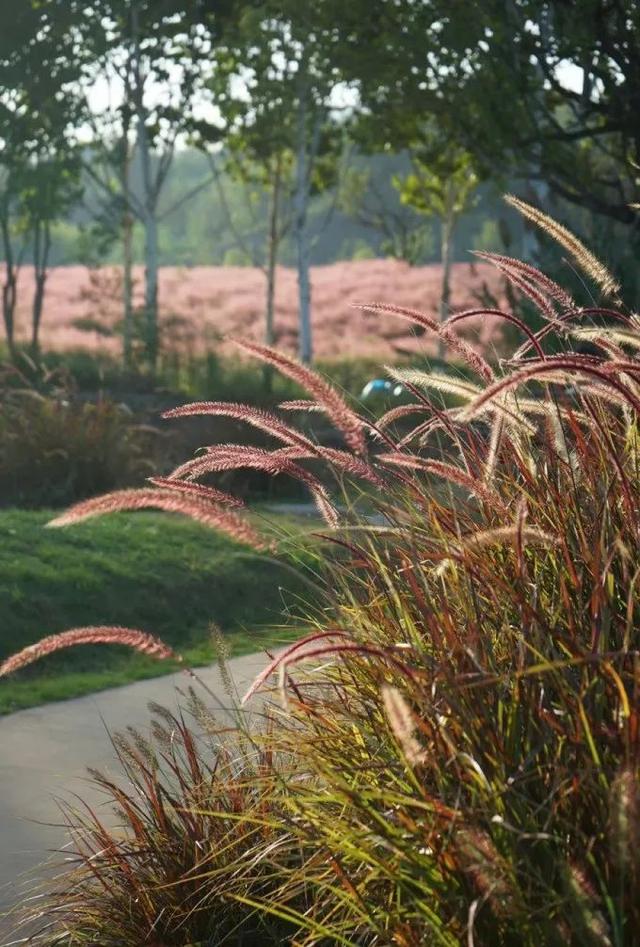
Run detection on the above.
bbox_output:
[44,149,509,266]
[0,0,638,367]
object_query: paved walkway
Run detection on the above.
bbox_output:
[0,652,268,940]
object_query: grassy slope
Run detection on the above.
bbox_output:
[0,509,311,714]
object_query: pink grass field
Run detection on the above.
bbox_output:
[13,259,506,360]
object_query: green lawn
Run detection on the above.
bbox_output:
[0,509,313,714]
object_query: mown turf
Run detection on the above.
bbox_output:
[0,509,312,714]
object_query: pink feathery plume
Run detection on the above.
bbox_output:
[168,446,339,527]
[378,454,505,512]
[233,339,366,454]
[498,268,558,322]
[169,444,304,480]
[163,401,317,452]
[0,627,177,678]
[47,488,268,550]
[444,308,546,359]
[312,488,340,528]
[462,359,640,420]
[314,446,386,486]
[512,306,635,361]
[148,477,245,508]
[354,301,494,383]
[377,404,427,432]
[473,251,576,310]
[241,630,352,705]
[251,642,419,701]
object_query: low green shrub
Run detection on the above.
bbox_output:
[8,197,640,945]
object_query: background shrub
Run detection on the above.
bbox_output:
[0,389,159,508]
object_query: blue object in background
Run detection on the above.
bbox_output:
[360,379,405,399]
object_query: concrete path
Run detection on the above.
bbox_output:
[0,652,268,940]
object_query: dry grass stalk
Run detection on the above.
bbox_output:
[381,685,426,766]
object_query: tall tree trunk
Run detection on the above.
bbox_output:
[122,61,134,372]
[31,220,50,359]
[137,164,160,372]
[263,153,282,391]
[0,209,17,358]
[265,153,282,348]
[294,72,313,365]
[438,185,455,360]
[142,206,159,368]
[295,208,312,364]
[506,0,549,262]
[2,272,16,357]
[123,206,134,370]
[131,1,159,372]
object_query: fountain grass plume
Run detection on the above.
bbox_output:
[0,626,177,677]
[163,400,318,451]
[505,194,621,299]
[233,339,366,454]
[47,486,268,550]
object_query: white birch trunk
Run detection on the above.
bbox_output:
[122,49,134,371]
[131,2,159,370]
[265,154,282,348]
[142,201,159,367]
[438,183,455,360]
[294,72,313,364]
[136,126,159,369]
[122,203,134,369]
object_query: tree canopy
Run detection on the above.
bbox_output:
[2,0,639,360]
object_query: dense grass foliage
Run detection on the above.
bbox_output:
[10,204,640,946]
[0,510,307,713]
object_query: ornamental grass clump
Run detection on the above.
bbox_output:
[16,694,303,947]
[6,198,640,945]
